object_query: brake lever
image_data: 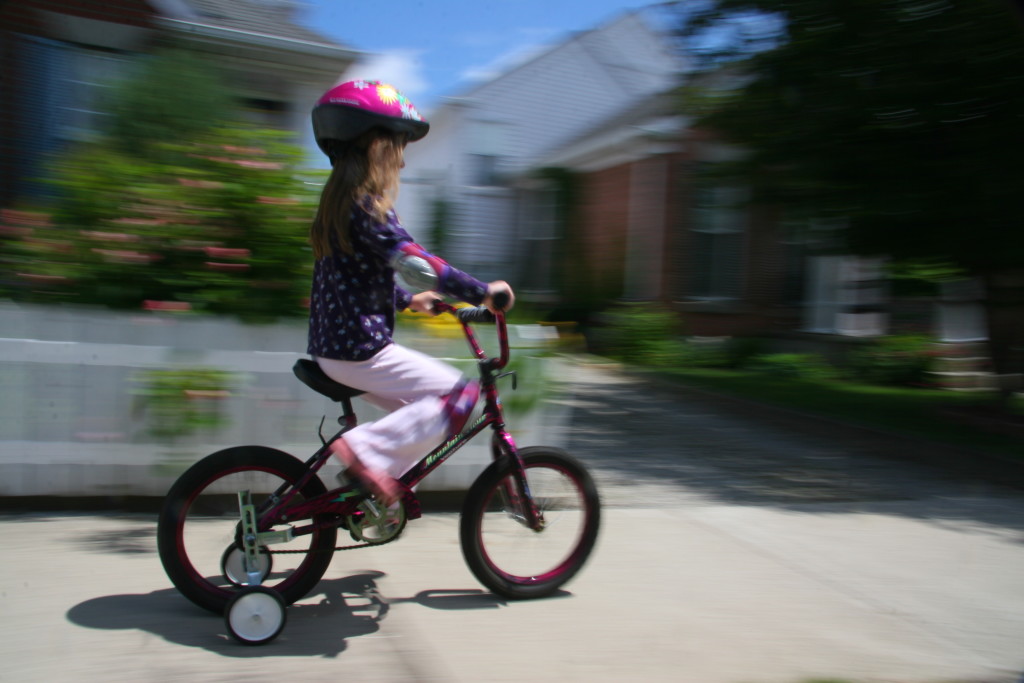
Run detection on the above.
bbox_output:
[497,370,517,390]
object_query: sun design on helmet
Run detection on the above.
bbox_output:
[376,83,399,105]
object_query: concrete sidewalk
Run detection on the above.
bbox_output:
[3,362,1023,682]
[2,496,1023,683]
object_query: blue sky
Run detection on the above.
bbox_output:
[297,0,660,111]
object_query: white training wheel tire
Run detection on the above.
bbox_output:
[225,586,286,645]
[220,544,272,587]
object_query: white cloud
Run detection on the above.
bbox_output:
[460,42,551,84]
[338,49,429,97]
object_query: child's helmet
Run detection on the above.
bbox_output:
[312,80,429,157]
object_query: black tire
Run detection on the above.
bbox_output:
[225,586,287,645]
[459,447,600,599]
[157,446,337,614]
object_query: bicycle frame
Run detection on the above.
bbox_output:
[252,303,542,539]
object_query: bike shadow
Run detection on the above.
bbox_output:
[65,572,511,657]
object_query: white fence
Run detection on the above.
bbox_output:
[0,303,567,498]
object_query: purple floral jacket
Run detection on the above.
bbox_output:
[307,204,487,361]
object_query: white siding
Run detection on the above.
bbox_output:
[399,10,684,286]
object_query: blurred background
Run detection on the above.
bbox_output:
[1,0,1022,501]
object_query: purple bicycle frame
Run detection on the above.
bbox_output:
[255,302,540,534]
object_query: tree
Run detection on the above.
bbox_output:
[681,0,1024,403]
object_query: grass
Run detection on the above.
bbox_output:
[635,366,1024,461]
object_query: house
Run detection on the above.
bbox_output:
[397,8,686,291]
[396,7,816,334]
[399,6,947,349]
[0,0,358,207]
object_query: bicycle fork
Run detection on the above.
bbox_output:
[495,432,545,532]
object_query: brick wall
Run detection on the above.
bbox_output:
[579,163,630,299]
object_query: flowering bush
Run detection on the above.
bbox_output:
[1,127,322,321]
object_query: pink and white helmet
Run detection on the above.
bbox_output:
[312,80,428,157]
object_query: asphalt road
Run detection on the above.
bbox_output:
[2,362,1023,682]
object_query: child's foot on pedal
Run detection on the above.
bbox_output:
[332,439,401,506]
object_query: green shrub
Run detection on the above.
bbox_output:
[723,336,768,369]
[676,337,730,368]
[748,353,838,380]
[592,303,684,366]
[846,334,936,386]
[132,367,236,441]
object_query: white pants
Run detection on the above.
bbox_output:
[315,344,462,478]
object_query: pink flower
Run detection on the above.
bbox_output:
[203,246,250,259]
[80,230,139,242]
[177,178,224,189]
[257,196,298,205]
[233,159,284,170]
[143,300,191,312]
[1,209,51,227]
[221,145,266,155]
[91,249,159,264]
[17,273,69,284]
[111,218,163,227]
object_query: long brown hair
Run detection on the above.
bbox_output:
[310,130,406,259]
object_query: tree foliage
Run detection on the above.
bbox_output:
[104,47,236,163]
[680,0,1024,394]
[684,0,1024,271]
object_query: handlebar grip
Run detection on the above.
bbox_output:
[491,289,511,311]
[455,306,497,324]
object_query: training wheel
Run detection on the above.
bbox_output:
[225,586,286,645]
[221,544,272,587]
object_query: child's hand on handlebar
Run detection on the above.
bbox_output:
[409,290,442,314]
[484,281,515,314]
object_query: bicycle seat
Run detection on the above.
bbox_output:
[292,359,365,402]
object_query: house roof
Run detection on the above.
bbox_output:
[167,0,342,46]
[148,0,359,72]
[448,6,685,105]
[151,0,344,47]
[535,88,689,173]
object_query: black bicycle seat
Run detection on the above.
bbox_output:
[292,359,365,402]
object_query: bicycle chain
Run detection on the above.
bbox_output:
[269,532,401,554]
[265,495,416,555]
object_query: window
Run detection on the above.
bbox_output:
[517,185,559,294]
[689,175,747,300]
[59,45,131,142]
[13,36,129,198]
[467,119,508,186]
[804,255,887,336]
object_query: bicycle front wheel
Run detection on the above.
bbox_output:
[157,446,337,614]
[460,447,600,599]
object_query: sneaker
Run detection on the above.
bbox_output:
[333,441,401,507]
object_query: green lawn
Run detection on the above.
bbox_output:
[635,366,1024,461]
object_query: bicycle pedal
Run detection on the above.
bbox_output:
[336,470,369,497]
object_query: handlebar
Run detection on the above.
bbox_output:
[432,298,510,370]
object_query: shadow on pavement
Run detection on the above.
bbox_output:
[558,368,1024,537]
[66,571,507,657]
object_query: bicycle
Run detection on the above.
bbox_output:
[156,298,601,645]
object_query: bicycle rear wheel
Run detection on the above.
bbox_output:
[157,446,337,614]
[460,447,600,599]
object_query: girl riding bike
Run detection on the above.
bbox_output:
[307,80,514,506]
